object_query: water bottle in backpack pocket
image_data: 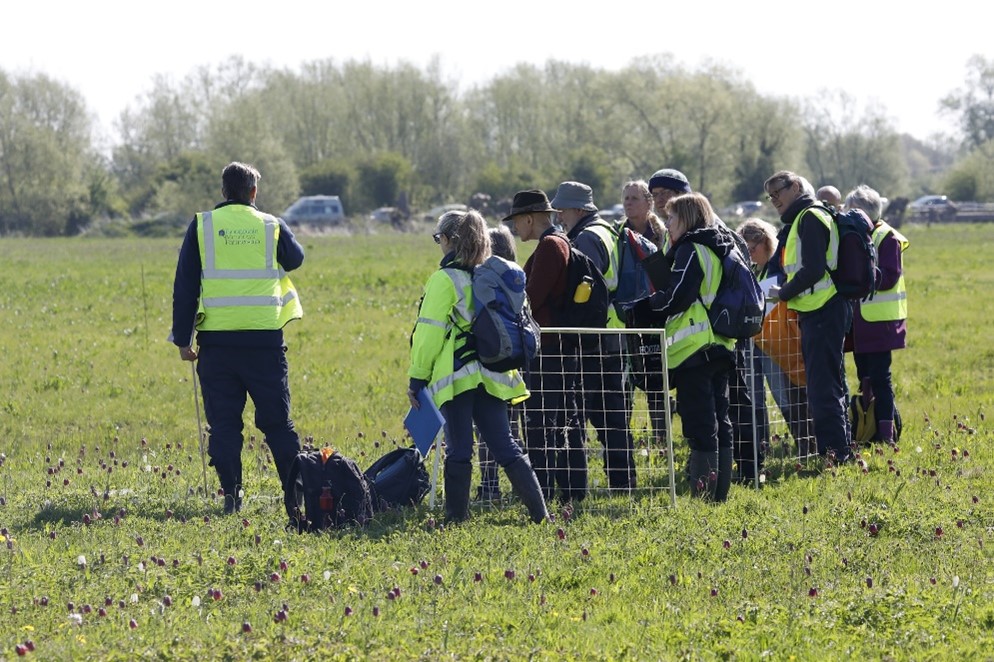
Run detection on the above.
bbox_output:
[285,448,374,533]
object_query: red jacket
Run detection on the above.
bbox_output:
[523,228,569,333]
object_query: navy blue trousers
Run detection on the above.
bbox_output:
[442,385,526,467]
[798,295,852,460]
[854,350,895,422]
[197,345,301,486]
[671,354,734,454]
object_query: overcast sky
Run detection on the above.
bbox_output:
[3,1,988,143]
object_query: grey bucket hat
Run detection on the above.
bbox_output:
[550,181,597,212]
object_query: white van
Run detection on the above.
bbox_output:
[282,195,346,225]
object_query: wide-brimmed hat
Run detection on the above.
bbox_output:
[551,181,598,212]
[502,189,559,222]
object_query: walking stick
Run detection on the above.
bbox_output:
[191,362,210,498]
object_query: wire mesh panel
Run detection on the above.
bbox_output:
[470,327,676,512]
[469,317,822,508]
[741,300,820,485]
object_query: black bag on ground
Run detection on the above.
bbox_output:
[364,446,430,511]
[285,448,375,532]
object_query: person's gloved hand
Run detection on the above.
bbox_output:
[407,378,429,408]
[626,297,654,328]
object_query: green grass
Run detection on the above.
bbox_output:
[0,224,992,659]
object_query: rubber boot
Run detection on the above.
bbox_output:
[443,460,472,523]
[714,446,734,502]
[877,420,895,444]
[503,456,550,523]
[687,450,718,501]
[213,462,242,515]
[223,472,243,514]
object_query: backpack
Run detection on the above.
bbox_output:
[700,243,765,340]
[850,395,903,444]
[285,448,375,533]
[461,256,541,372]
[553,231,610,328]
[364,447,430,511]
[613,226,659,317]
[809,204,879,301]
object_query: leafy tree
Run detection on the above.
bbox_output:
[299,160,353,199]
[0,70,94,235]
[803,92,908,198]
[943,141,994,201]
[354,152,412,211]
[941,55,994,150]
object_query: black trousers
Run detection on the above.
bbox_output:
[197,345,301,490]
[798,295,852,459]
[671,354,734,454]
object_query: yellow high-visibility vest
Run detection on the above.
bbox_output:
[861,223,909,322]
[782,206,838,312]
[195,205,302,331]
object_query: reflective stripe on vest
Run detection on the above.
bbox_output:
[664,244,729,368]
[862,223,909,322]
[585,220,624,327]
[443,268,473,327]
[422,267,528,406]
[196,207,302,331]
[783,206,838,312]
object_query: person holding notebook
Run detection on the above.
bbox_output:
[407,209,548,524]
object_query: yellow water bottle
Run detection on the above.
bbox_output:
[573,276,593,303]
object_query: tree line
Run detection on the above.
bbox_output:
[1,54,992,236]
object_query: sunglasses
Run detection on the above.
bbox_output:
[432,233,443,244]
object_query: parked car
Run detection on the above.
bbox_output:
[369,206,400,223]
[599,203,626,222]
[282,195,346,225]
[719,200,764,218]
[422,203,467,222]
[908,195,958,221]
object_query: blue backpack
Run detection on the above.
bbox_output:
[701,243,765,340]
[461,256,540,372]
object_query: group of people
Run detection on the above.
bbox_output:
[171,161,908,525]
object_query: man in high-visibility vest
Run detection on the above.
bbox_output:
[171,162,305,514]
[764,170,852,463]
[552,181,636,492]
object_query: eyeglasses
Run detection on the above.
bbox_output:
[766,184,791,202]
[432,233,443,244]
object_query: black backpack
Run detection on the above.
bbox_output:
[807,204,879,301]
[285,449,375,533]
[364,447,430,511]
[553,231,610,328]
[699,242,765,340]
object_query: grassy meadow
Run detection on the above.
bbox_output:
[0,223,992,659]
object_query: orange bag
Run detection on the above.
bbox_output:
[754,300,806,387]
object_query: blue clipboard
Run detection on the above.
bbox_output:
[404,389,445,457]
